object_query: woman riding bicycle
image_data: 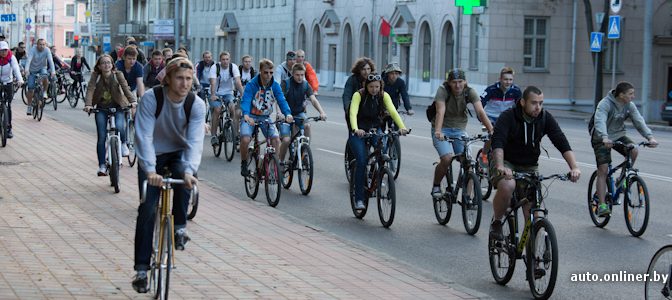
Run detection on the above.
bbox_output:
[69,49,91,87]
[84,54,137,176]
[349,73,408,210]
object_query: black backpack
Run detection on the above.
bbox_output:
[153,86,196,123]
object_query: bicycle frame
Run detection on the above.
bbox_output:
[605,144,639,203]
[361,131,394,195]
[443,135,488,199]
[286,117,319,171]
[105,110,122,168]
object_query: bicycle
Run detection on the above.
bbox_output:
[198,85,211,123]
[30,73,49,122]
[0,83,11,147]
[645,243,672,299]
[65,71,86,108]
[89,107,130,193]
[432,134,488,235]
[141,177,198,300]
[475,127,493,201]
[212,96,238,161]
[348,129,409,228]
[44,74,59,111]
[488,172,570,300]
[385,110,410,180]
[281,116,322,195]
[125,110,137,167]
[243,120,283,207]
[587,141,652,237]
[55,69,71,106]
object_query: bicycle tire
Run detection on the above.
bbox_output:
[32,98,38,120]
[587,171,612,228]
[66,84,77,108]
[0,104,7,147]
[282,152,294,190]
[50,82,58,110]
[377,167,396,228]
[264,154,282,207]
[109,138,120,193]
[644,244,672,300]
[489,213,517,285]
[212,116,223,157]
[298,144,314,195]
[624,175,650,237]
[150,205,161,298]
[36,96,44,121]
[462,172,483,235]
[187,185,199,220]
[57,82,68,103]
[344,141,354,183]
[244,154,260,199]
[21,85,27,105]
[223,119,235,161]
[157,216,172,300]
[526,218,559,300]
[126,119,137,167]
[349,161,368,219]
[388,136,402,180]
[476,149,493,200]
[433,170,453,225]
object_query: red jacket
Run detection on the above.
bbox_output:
[304,62,319,93]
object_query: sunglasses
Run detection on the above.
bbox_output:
[177,62,192,69]
[367,74,382,81]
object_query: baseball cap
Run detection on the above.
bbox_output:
[0,41,9,50]
[448,68,466,81]
[384,63,402,74]
[286,51,296,60]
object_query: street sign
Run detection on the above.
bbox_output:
[25,24,31,31]
[93,23,111,35]
[607,15,620,39]
[25,17,31,24]
[590,32,604,52]
[595,12,605,26]
[103,35,111,53]
[0,14,16,22]
[152,19,174,37]
[610,0,622,14]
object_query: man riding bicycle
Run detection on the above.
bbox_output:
[131,57,206,293]
[209,51,244,147]
[23,38,56,115]
[489,86,581,240]
[479,67,521,163]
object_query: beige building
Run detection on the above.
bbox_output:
[294,0,672,121]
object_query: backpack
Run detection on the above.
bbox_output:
[426,84,473,122]
[153,86,196,123]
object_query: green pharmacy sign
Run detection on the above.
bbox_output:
[456,0,487,15]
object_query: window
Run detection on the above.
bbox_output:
[298,24,306,50]
[380,34,389,68]
[65,31,74,46]
[256,38,260,60]
[270,38,275,63]
[360,24,370,58]
[248,38,253,58]
[270,0,275,7]
[264,0,268,8]
[441,22,455,80]
[468,15,479,70]
[232,0,237,9]
[420,22,432,82]
[282,0,287,6]
[263,39,267,58]
[256,0,261,8]
[343,24,352,73]
[65,4,75,17]
[312,25,321,71]
[523,17,549,71]
[281,38,286,60]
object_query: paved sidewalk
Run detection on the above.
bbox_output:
[0,108,486,299]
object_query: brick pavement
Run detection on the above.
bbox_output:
[0,106,487,299]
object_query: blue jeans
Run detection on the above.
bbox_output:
[134,151,191,271]
[26,69,48,90]
[431,127,466,157]
[279,112,307,137]
[95,110,126,166]
[349,130,382,202]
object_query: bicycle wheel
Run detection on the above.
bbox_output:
[298,144,314,195]
[344,141,354,183]
[476,149,493,200]
[433,171,453,225]
[349,161,368,219]
[57,82,68,103]
[645,244,672,300]
[282,157,294,190]
[624,175,650,237]
[377,167,396,228]
[126,119,137,167]
[67,84,78,108]
[0,104,7,147]
[587,170,612,228]
[36,96,44,121]
[187,185,199,220]
[264,154,282,207]
[212,117,223,157]
[527,218,559,300]
[223,119,235,161]
[51,82,58,111]
[109,138,120,193]
[150,205,162,298]
[157,216,172,300]
[21,85,27,105]
[388,136,402,180]
[244,154,259,199]
[462,172,483,235]
[489,214,517,285]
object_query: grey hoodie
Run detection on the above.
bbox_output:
[593,91,652,141]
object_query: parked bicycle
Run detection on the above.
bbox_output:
[243,120,283,207]
[645,242,672,299]
[212,96,238,161]
[281,116,322,195]
[587,141,652,237]
[488,172,569,300]
[89,107,130,193]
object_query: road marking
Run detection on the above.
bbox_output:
[317,148,343,156]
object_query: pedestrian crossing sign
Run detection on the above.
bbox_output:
[607,15,620,39]
[590,32,604,52]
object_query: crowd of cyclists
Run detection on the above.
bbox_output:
[1,34,663,298]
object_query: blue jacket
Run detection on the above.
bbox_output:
[241,74,291,117]
[480,82,522,119]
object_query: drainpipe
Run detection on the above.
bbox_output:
[569,0,577,105]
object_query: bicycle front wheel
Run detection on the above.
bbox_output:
[109,138,120,193]
[298,144,314,195]
[461,172,483,235]
[388,136,402,180]
[344,141,354,183]
[212,117,224,157]
[67,85,78,108]
[377,167,396,228]
[244,154,259,199]
[187,185,199,220]
[587,170,611,228]
[264,155,282,207]
[126,119,137,167]
[645,244,672,300]
[349,161,368,219]
[51,83,58,110]
[157,216,172,300]
[527,218,559,300]
[223,119,235,161]
[433,172,453,225]
[0,104,7,147]
[489,214,517,285]
[21,85,27,105]
[624,175,650,237]
[476,149,492,200]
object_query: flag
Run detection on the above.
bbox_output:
[379,18,393,37]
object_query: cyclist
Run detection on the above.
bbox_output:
[239,55,256,87]
[430,69,493,197]
[195,51,214,99]
[349,72,408,209]
[142,50,164,88]
[131,57,205,293]
[162,47,173,61]
[382,63,413,116]
[23,38,56,115]
[13,41,27,70]
[208,51,244,147]
[239,58,293,176]
[49,46,71,94]
[295,49,318,94]
[278,63,327,166]
[125,37,147,65]
[489,86,581,240]
[69,49,91,92]
[115,46,145,99]
[274,51,296,84]
[590,81,658,217]
[479,67,521,163]
[0,41,24,138]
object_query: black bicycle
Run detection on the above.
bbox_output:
[64,71,87,108]
[281,116,322,195]
[645,243,672,299]
[0,83,12,147]
[30,73,50,122]
[89,107,131,193]
[212,96,238,161]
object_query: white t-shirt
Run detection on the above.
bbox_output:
[209,62,240,96]
[240,68,253,84]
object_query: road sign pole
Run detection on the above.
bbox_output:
[594,52,599,111]
[611,40,616,88]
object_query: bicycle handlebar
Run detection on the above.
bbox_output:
[613,141,654,149]
[140,179,196,204]
[512,172,570,182]
[441,133,489,143]
[359,128,412,138]
[87,106,132,116]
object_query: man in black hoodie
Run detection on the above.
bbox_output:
[489,86,581,240]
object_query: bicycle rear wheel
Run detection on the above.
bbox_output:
[21,85,27,105]
[489,214,517,285]
[349,161,368,219]
[244,154,259,199]
[51,82,58,110]
[476,149,492,200]
[624,175,649,237]
[187,185,199,220]
[57,82,68,103]
[67,84,78,108]
[264,154,282,207]
[388,136,402,180]
[433,171,453,225]
[461,172,483,235]
[126,119,137,167]
[645,244,672,300]
[109,138,120,193]
[0,104,7,147]
[587,170,612,228]
[223,119,235,161]
[344,141,354,183]
[377,167,396,228]
[157,216,172,300]
[36,96,44,121]
[150,207,162,298]
[212,116,223,157]
[527,218,559,300]
[298,144,314,195]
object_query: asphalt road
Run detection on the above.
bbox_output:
[37,92,672,299]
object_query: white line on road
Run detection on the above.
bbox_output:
[317,148,343,156]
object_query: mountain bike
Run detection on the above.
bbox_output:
[488,172,570,300]
[55,69,71,106]
[30,74,49,122]
[645,243,672,299]
[65,71,86,108]
[212,96,237,161]
[281,116,322,195]
[90,107,130,193]
[243,120,283,207]
[433,134,488,235]
[587,141,652,237]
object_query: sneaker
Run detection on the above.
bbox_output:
[354,199,366,210]
[431,186,442,198]
[597,203,611,217]
[489,219,504,241]
[26,106,32,115]
[121,143,130,157]
[6,129,12,139]
[97,165,107,176]
[240,161,250,177]
[131,271,148,293]
[211,135,219,146]
[175,228,191,251]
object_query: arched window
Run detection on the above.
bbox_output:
[312,24,321,71]
[298,24,307,50]
[419,22,432,82]
[360,24,370,57]
[343,24,352,73]
[440,21,454,80]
